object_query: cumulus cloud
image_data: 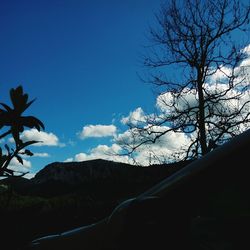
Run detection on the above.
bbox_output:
[74,153,87,162]
[66,124,192,165]
[156,44,250,118]
[238,48,250,81]
[121,107,146,125]
[65,44,250,166]
[115,45,250,164]
[64,157,74,163]
[7,157,32,176]
[64,143,131,164]
[115,126,191,165]
[156,80,250,124]
[20,129,63,147]
[10,157,32,168]
[79,124,117,139]
[209,44,250,83]
[33,152,50,157]
[24,173,36,179]
[243,44,250,55]
[209,65,233,82]
[156,88,199,114]
[20,152,50,159]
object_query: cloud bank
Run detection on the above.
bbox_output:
[21,129,64,147]
[79,124,117,139]
[64,143,131,164]
[8,157,32,176]
[65,44,250,166]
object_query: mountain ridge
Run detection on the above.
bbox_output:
[1,159,192,197]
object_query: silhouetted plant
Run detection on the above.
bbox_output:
[0,86,44,177]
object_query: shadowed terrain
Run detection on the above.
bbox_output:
[0,159,190,250]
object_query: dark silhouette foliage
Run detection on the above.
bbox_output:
[0,86,44,177]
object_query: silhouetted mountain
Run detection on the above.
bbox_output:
[1,159,191,198]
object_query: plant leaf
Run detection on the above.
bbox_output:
[16,155,23,165]
[0,103,12,112]
[4,144,10,153]
[21,140,40,148]
[24,98,36,111]
[21,116,45,131]
[24,149,33,156]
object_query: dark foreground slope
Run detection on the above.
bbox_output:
[27,129,250,250]
[0,159,190,250]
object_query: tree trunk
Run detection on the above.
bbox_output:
[197,69,208,156]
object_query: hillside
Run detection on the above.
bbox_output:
[1,159,191,198]
[0,159,191,250]
[29,159,191,197]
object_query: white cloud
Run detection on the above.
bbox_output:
[240,57,250,67]
[91,144,122,156]
[156,80,249,123]
[115,128,141,145]
[209,65,233,82]
[121,107,146,125]
[64,143,131,164]
[9,157,31,168]
[7,157,32,176]
[157,88,199,114]
[64,157,74,162]
[115,126,191,165]
[79,124,117,139]
[66,44,250,166]
[209,44,250,83]
[242,44,250,55]
[74,152,88,162]
[20,129,63,147]
[65,125,192,165]
[156,54,250,118]
[20,152,50,158]
[24,173,36,179]
[33,152,50,157]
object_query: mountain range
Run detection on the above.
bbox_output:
[1,159,191,198]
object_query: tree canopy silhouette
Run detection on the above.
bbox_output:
[0,86,44,177]
[120,0,250,162]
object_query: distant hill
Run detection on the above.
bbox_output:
[1,159,192,198]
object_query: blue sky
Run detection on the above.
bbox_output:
[0,0,165,176]
[0,0,249,178]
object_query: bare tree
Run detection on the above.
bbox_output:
[120,0,250,162]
